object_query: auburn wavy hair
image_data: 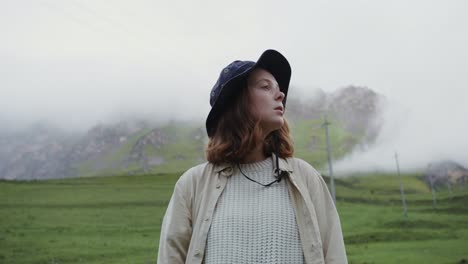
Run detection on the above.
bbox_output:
[205,79,294,164]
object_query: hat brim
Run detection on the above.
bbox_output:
[206,49,292,137]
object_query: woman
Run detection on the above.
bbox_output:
[158,50,347,264]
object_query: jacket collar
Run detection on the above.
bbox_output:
[213,153,293,175]
[273,153,294,173]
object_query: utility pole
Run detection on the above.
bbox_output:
[446,174,453,198]
[322,114,336,204]
[394,152,408,220]
[430,176,437,209]
[428,163,437,209]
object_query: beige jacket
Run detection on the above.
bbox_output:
[157,155,347,264]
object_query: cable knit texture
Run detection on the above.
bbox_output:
[204,158,305,264]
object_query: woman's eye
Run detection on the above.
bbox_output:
[261,85,270,90]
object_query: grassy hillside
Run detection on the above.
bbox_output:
[290,117,360,169]
[74,123,206,177]
[1,173,466,264]
[72,115,358,178]
[334,174,468,263]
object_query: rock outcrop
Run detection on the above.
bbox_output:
[424,161,468,187]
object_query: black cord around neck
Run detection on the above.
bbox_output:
[236,132,283,187]
[237,163,281,187]
[274,132,280,179]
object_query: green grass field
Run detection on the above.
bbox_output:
[1,172,467,264]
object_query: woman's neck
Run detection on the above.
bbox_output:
[243,144,267,163]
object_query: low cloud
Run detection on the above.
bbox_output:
[334,90,468,174]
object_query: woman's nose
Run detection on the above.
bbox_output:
[276,90,285,101]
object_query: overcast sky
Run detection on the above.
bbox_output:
[1,0,467,171]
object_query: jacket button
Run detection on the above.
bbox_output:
[194,249,201,257]
[216,184,221,188]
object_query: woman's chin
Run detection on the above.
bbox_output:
[262,119,284,135]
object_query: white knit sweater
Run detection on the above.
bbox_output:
[204,158,305,264]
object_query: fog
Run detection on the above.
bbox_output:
[1,0,467,171]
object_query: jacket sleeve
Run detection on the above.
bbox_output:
[308,165,348,264]
[157,174,193,264]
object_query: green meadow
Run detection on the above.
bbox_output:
[1,172,467,264]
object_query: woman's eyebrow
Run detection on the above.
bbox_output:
[254,78,276,85]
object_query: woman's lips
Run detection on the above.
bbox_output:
[274,106,284,114]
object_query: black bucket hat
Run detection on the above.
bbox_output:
[206,49,292,137]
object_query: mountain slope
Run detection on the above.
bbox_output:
[0,86,384,180]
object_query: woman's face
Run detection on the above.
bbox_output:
[247,68,285,136]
